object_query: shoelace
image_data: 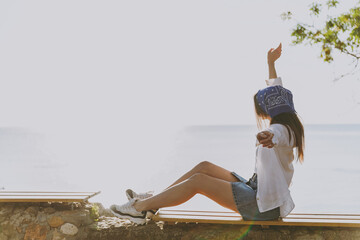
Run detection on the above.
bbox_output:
[133,190,154,199]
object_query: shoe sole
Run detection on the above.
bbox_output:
[109,208,146,225]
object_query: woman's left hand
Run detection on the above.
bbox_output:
[257,131,275,148]
[267,43,282,64]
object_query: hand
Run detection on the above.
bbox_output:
[267,43,282,64]
[257,131,275,148]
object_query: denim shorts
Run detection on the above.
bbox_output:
[231,171,280,221]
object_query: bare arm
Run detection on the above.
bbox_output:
[268,62,277,79]
[267,43,282,79]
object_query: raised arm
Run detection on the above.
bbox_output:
[267,43,282,79]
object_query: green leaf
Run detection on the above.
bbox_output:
[280,11,292,21]
[326,0,339,9]
[286,1,360,64]
[309,2,322,16]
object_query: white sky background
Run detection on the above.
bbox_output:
[0,1,359,199]
[0,0,359,130]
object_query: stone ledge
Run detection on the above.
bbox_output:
[1,202,360,240]
[88,218,360,240]
[0,202,96,240]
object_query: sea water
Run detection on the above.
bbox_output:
[1,124,359,214]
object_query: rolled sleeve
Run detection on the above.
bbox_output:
[265,77,283,86]
[266,128,280,146]
[265,124,294,147]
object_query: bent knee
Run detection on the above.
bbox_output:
[189,172,208,180]
[188,173,208,190]
[195,161,213,174]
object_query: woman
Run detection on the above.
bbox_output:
[110,43,305,225]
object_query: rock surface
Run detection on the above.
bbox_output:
[60,223,78,236]
[24,224,47,240]
[0,202,94,240]
[87,218,360,240]
[47,216,65,228]
[1,202,360,240]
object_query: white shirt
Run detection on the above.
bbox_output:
[254,77,296,218]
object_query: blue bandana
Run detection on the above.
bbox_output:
[256,85,296,118]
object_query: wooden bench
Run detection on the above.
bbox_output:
[152,209,360,228]
[0,191,101,203]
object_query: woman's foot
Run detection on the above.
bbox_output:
[126,189,159,219]
[110,198,148,225]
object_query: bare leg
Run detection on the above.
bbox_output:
[162,161,239,191]
[134,172,238,213]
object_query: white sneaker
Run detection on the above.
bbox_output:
[109,198,147,225]
[126,189,154,200]
[126,189,159,219]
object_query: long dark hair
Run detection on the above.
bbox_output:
[254,94,305,163]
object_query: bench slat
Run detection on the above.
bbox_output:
[156,213,360,221]
[0,191,101,202]
[0,191,99,193]
[0,195,94,197]
[152,209,360,228]
[158,209,360,217]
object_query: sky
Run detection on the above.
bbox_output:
[0,1,359,155]
[0,1,359,133]
[0,0,359,207]
[0,0,359,164]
